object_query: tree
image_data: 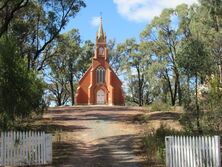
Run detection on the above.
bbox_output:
[141,8,182,106]
[0,36,45,130]
[75,40,94,80]
[1,0,86,70]
[46,30,93,106]
[107,39,122,75]
[199,0,222,32]
[47,65,70,106]
[0,0,29,37]
[118,38,151,106]
[198,0,222,83]
[177,37,213,133]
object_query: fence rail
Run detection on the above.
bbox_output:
[0,131,52,166]
[165,136,221,167]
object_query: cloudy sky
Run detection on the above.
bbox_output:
[64,0,198,43]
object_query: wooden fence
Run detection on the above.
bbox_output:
[165,136,221,167]
[0,131,52,166]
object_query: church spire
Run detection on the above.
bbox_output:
[97,17,106,40]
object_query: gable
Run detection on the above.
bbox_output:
[109,65,122,85]
[79,65,92,84]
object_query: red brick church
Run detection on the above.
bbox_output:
[75,18,125,105]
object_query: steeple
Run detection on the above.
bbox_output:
[97,17,106,40]
[95,17,107,60]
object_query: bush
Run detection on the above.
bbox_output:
[133,114,150,124]
[150,102,171,112]
[180,77,222,135]
[143,124,182,165]
[0,36,46,130]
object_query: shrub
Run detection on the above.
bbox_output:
[143,124,182,165]
[180,77,222,135]
[0,36,46,130]
[150,102,171,112]
[133,114,150,124]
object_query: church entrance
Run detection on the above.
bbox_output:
[96,89,105,104]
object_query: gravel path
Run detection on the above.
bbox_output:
[44,106,145,167]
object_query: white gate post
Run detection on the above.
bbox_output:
[215,136,221,167]
[165,136,170,167]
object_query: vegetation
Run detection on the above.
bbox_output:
[143,124,183,165]
[0,0,222,164]
[0,37,45,130]
[0,0,86,129]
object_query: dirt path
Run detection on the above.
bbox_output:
[43,106,146,167]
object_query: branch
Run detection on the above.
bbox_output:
[34,1,75,63]
[0,0,29,37]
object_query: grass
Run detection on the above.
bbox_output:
[142,124,183,166]
[150,102,171,112]
[133,114,150,124]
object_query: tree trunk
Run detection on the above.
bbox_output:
[178,78,182,106]
[137,67,143,106]
[70,77,75,106]
[57,95,62,106]
[195,74,201,134]
[173,72,179,106]
[165,70,175,106]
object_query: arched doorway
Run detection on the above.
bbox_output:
[96,89,105,104]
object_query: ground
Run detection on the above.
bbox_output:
[35,106,182,167]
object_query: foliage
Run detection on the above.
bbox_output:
[46,29,93,106]
[140,8,182,106]
[150,102,171,112]
[133,114,150,124]
[108,39,122,75]
[0,37,45,130]
[1,0,86,70]
[117,39,152,106]
[143,124,182,165]
[0,0,29,37]
[180,77,222,135]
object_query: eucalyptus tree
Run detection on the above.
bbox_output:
[47,29,81,105]
[47,30,93,106]
[199,0,222,32]
[118,38,151,106]
[2,0,86,70]
[141,8,182,105]
[0,0,29,37]
[198,0,222,83]
[75,40,94,80]
[177,37,213,132]
[107,39,123,75]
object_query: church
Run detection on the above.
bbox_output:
[75,18,125,105]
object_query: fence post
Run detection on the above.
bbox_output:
[165,136,170,167]
[215,136,221,167]
[2,132,5,165]
[0,132,3,165]
[45,134,52,164]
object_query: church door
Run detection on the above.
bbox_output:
[96,89,105,104]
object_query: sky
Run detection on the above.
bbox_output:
[63,0,198,44]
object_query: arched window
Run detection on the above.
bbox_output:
[96,67,105,83]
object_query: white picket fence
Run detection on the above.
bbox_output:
[0,131,52,166]
[165,136,221,167]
